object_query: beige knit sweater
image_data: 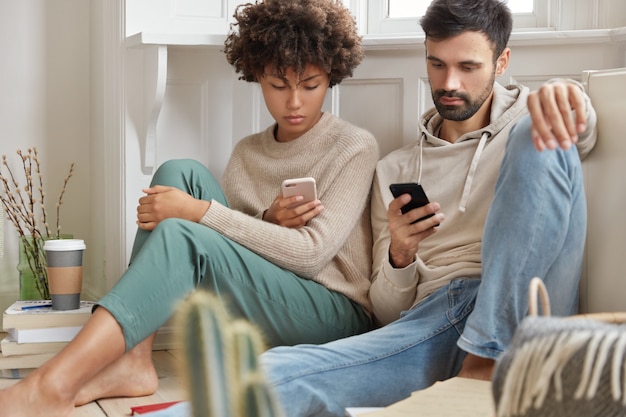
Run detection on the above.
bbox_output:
[200,112,379,315]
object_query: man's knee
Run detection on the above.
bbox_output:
[504,114,582,179]
[505,115,538,160]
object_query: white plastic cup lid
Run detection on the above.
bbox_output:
[44,239,86,251]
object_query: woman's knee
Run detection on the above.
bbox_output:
[151,159,211,187]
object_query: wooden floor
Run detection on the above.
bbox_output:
[0,350,187,417]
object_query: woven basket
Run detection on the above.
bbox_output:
[528,277,626,324]
[492,277,626,417]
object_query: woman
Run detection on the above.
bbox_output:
[0,1,378,415]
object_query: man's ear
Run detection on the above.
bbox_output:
[495,48,511,76]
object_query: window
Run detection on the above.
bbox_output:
[387,0,430,18]
[369,0,549,36]
[388,0,533,18]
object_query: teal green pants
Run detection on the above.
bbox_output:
[98,159,371,351]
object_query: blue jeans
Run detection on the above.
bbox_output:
[260,114,587,417]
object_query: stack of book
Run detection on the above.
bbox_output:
[0,299,94,378]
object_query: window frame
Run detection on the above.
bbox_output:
[365,0,555,36]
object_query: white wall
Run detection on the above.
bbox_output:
[0,0,91,310]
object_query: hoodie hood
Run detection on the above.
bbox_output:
[419,83,529,143]
[417,82,529,212]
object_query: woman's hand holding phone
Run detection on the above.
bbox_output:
[263,177,323,228]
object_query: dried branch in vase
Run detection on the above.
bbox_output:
[0,147,75,299]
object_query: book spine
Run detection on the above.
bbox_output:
[0,368,35,379]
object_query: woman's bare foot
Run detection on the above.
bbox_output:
[0,307,133,415]
[74,337,158,405]
[457,353,495,381]
[0,369,76,417]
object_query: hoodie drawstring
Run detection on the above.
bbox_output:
[417,134,425,184]
[418,131,490,213]
[459,131,490,212]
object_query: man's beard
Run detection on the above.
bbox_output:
[431,76,495,121]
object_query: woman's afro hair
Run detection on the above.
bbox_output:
[223,0,364,87]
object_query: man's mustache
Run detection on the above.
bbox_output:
[433,90,470,102]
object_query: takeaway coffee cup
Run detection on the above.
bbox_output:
[44,239,86,310]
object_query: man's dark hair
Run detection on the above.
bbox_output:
[420,0,513,59]
[223,0,364,87]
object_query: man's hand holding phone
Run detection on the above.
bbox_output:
[387,183,443,268]
[263,177,323,228]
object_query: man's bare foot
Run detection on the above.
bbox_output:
[0,371,75,417]
[74,344,158,405]
[457,353,495,381]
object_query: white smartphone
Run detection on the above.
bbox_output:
[281,177,317,208]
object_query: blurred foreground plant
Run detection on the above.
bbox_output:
[176,290,285,417]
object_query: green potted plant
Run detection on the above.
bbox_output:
[0,148,75,300]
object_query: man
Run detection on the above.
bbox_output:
[260,0,597,415]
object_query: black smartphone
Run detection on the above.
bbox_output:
[389,182,434,223]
